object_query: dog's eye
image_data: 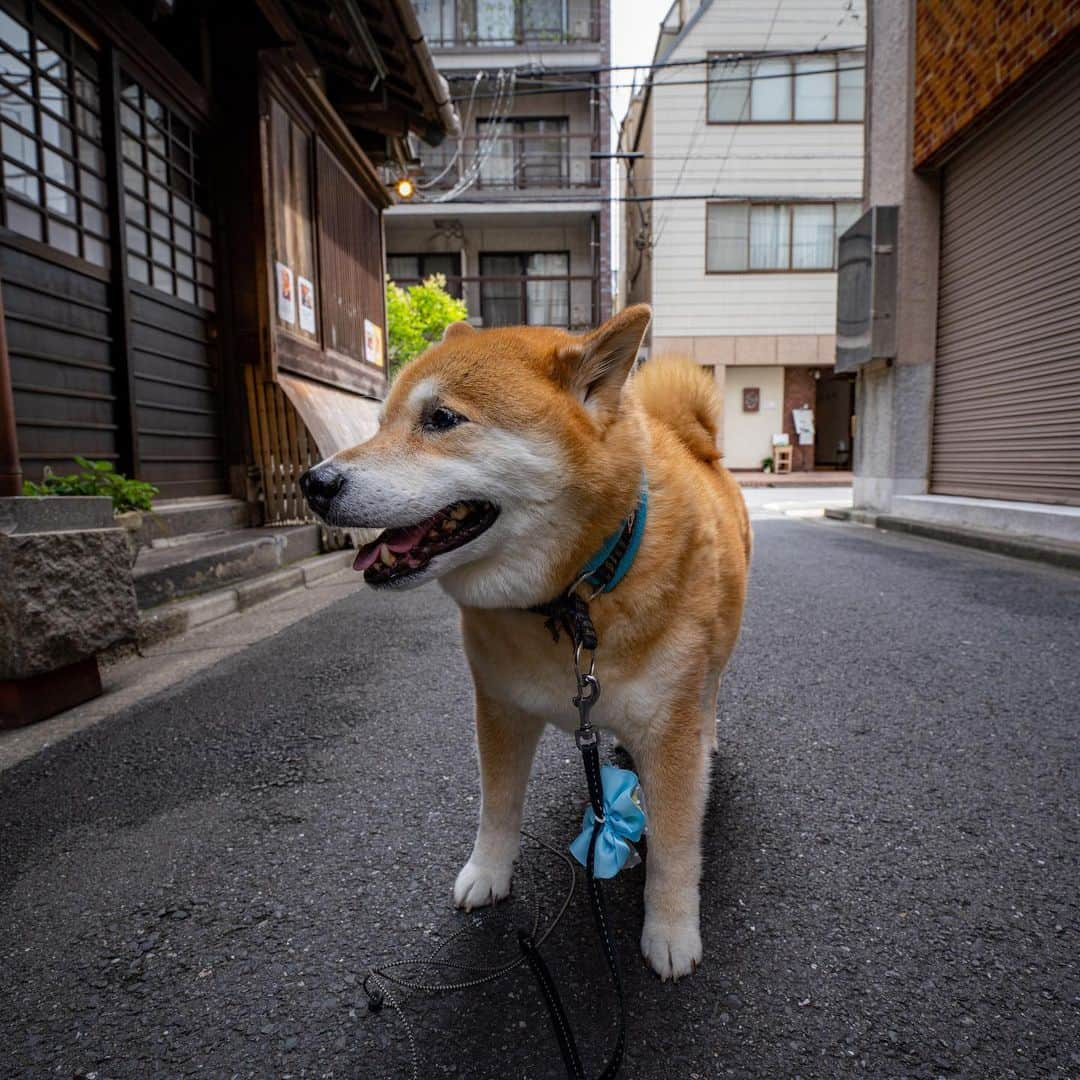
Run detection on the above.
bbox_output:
[424,406,466,432]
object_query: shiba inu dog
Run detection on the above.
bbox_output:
[300,305,750,980]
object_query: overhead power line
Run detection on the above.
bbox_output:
[449,63,865,103]
[403,192,861,204]
[440,43,864,80]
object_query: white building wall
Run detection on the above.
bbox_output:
[722,365,786,468]
[648,0,865,343]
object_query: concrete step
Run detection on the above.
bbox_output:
[140,496,251,548]
[133,524,322,610]
[137,547,355,648]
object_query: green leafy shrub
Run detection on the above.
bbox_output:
[386,273,468,376]
[23,456,158,513]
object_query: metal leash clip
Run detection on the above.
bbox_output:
[571,641,601,748]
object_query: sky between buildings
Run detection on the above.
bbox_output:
[608,0,673,287]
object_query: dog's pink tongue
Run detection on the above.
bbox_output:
[353,540,382,572]
[352,522,430,572]
[384,522,429,553]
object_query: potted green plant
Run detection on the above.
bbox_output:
[761,456,774,473]
[23,457,158,560]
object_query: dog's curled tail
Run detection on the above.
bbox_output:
[633,355,722,464]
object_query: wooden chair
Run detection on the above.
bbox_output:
[774,445,793,474]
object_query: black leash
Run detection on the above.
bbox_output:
[363,829,579,1080]
[518,597,627,1080]
[364,504,642,1078]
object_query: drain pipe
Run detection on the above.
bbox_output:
[0,284,21,497]
[389,0,460,141]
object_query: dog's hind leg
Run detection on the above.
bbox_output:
[453,692,544,911]
[636,703,711,981]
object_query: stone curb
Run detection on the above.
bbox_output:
[137,548,355,648]
[825,507,1080,571]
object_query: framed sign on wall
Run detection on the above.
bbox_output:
[743,386,760,413]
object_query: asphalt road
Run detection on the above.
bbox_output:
[1,517,1078,1080]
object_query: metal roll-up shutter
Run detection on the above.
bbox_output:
[931,58,1080,506]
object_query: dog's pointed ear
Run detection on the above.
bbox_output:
[441,320,475,342]
[558,305,651,418]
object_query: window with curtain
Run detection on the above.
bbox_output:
[749,204,789,269]
[479,251,569,327]
[476,118,514,187]
[519,118,567,186]
[707,201,861,272]
[477,116,568,188]
[791,203,834,268]
[525,251,568,325]
[707,52,865,123]
[0,2,108,266]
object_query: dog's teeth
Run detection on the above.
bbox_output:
[379,543,395,566]
[450,505,468,521]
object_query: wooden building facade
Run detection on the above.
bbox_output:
[0,0,455,517]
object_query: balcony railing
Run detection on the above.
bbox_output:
[416,0,600,47]
[392,273,598,331]
[413,132,600,192]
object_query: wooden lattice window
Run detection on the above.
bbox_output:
[0,1,108,266]
[269,96,316,341]
[119,71,214,309]
[316,139,383,366]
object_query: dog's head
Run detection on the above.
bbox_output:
[300,305,651,608]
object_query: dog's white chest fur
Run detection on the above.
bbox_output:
[470,625,689,748]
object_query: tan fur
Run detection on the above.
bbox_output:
[312,304,751,980]
[635,354,721,463]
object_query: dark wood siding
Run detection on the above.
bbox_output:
[129,283,222,497]
[1,238,117,479]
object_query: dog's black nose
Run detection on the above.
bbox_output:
[300,465,344,513]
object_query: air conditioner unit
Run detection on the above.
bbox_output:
[835,205,898,372]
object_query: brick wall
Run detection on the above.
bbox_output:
[914,0,1080,166]
[782,367,817,471]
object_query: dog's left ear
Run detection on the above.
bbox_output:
[559,305,651,418]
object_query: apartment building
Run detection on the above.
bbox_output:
[622,0,865,471]
[386,0,611,331]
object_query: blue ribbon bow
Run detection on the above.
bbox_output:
[569,765,647,879]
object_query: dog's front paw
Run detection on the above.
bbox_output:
[641,917,702,981]
[453,859,512,910]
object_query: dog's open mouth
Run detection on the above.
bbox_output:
[353,500,499,586]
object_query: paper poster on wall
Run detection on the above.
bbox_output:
[364,318,384,368]
[275,262,295,325]
[793,407,815,446]
[298,276,316,334]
